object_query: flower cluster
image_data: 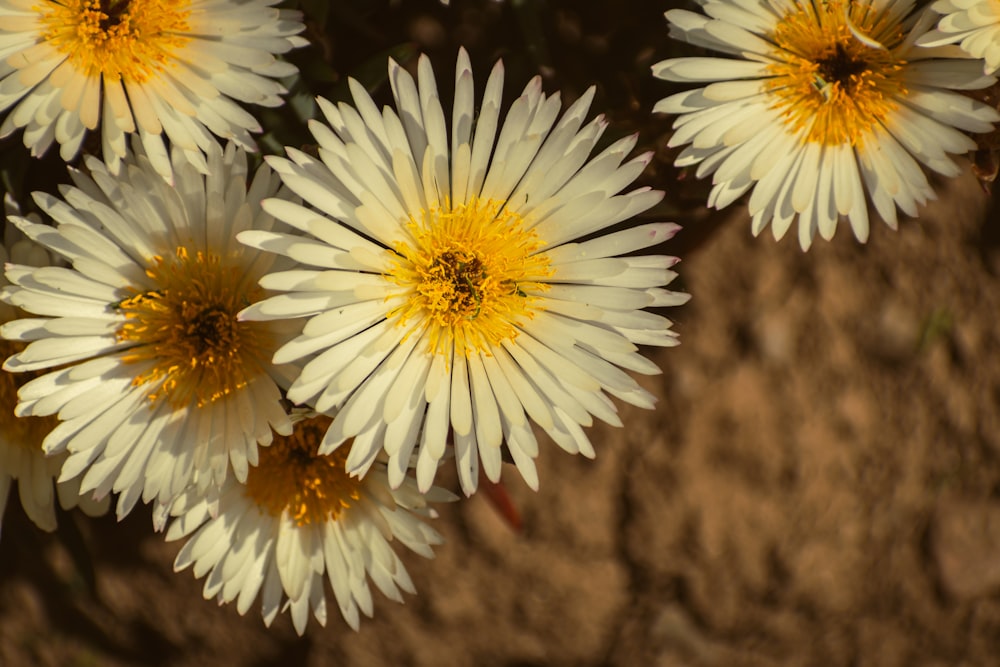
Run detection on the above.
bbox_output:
[0,0,995,637]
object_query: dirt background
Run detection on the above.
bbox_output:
[3,1,1000,666]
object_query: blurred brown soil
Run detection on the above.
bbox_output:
[4,1,1000,665]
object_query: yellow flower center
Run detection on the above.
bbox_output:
[0,341,59,451]
[765,0,906,146]
[388,197,552,358]
[243,415,362,526]
[39,0,191,83]
[115,247,270,408]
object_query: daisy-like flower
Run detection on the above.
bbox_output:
[653,0,1000,250]
[164,411,451,635]
[918,0,1000,74]
[239,48,689,496]
[0,0,306,179]
[1,141,297,520]
[0,195,107,537]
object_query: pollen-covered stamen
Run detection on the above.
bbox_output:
[243,416,362,526]
[1,341,59,449]
[39,0,191,83]
[115,247,270,409]
[766,0,906,146]
[388,197,553,358]
[426,251,487,320]
[99,0,130,30]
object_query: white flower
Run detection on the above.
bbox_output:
[918,0,1000,74]
[1,141,297,520]
[239,48,689,496]
[0,195,107,537]
[0,0,306,180]
[164,412,451,635]
[653,0,1000,250]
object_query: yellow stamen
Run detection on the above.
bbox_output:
[388,197,553,358]
[244,416,362,526]
[115,247,269,408]
[39,0,191,83]
[766,0,906,146]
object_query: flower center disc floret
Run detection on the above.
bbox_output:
[243,416,362,526]
[427,250,488,321]
[389,197,553,358]
[766,0,906,146]
[40,0,191,83]
[115,247,268,408]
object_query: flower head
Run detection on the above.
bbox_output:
[0,195,107,536]
[653,0,1000,249]
[0,0,306,179]
[918,0,1000,74]
[164,412,451,635]
[240,49,689,496]
[1,141,297,519]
